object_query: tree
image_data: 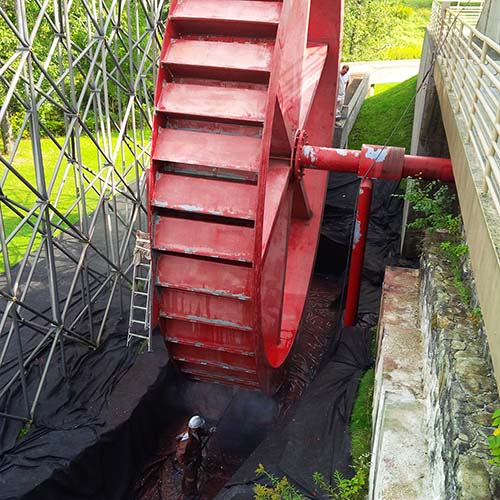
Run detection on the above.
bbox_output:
[343,0,401,61]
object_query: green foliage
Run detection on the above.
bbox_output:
[401,181,473,303]
[254,464,306,500]
[382,43,423,60]
[343,0,401,61]
[404,182,458,233]
[137,339,148,354]
[0,0,158,138]
[17,422,31,440]
[470,306,483,324]
[393,4,414,19]
[349,76,417,152]
[348,330,375,499]
[343,0,432,61]
[350,367,375,462]
[313,454,370,500]
[488,408,500,467]
[253,456,370,500]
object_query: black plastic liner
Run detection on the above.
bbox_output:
[322,171,404,327]
[215,327,373,500]
[0,169,403,499]
[0,332,171,500]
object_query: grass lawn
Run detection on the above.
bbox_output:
[349,75,418,152]
[1,133,149,271]
[348,78,416,475]
[350,366,375,461]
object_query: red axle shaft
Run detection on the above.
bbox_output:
[298,142,454,326]
[299,144,454,182]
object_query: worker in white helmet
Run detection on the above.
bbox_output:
[176,415,216,499]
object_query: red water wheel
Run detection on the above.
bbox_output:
[149,0,342,393]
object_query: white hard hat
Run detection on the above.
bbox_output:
[188,415,205,429]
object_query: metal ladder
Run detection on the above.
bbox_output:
[127,231,152,351]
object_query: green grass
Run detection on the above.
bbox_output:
[349,75,418,152]
[1,133,149,271]
[350,367,375,461]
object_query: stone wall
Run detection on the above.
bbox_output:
[420,233,500,499]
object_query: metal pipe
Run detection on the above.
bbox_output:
[402,155,454,182]
[300,144,454,182]
[300,145,360,173]
[344,178,373,327]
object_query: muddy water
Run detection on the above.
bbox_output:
[134,274,341,500]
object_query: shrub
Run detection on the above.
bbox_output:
[488,408,500,468]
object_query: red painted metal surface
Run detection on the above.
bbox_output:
[170,0,282,38]
[149,0,454,390]
[149,0,341,394]
[299,144,454,182]
[298,143,453,326]
[152,174,257,220]
[158,84,267,123]
[403,154,454,182]
[343,178,374,326]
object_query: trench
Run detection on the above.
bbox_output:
[132,168,404,499]
[134,258,345,500]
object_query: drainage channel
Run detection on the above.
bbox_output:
[133,272,343,500]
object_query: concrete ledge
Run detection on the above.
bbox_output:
[333,73,370,147]
[369,267,430,500]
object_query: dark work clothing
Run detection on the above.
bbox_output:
[177,429,210,499]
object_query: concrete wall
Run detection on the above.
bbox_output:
[402,28,500,391]
[433,53,500,392]
[369,267,430,500]
[332,73,370,148]
[476,0,500,43]
[401,31,451,258]
[409,33,449,158]
[370,252,500,499]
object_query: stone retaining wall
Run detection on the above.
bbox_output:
[370,234,500,499]
[421,234,500,499]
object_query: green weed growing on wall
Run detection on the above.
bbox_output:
[488,408,500,468]
[400,181,473,303]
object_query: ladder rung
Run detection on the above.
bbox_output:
[131,319,147,325]
[136,277,149,282]
[133,306,148,311]
[133,291,148,296]
[127,333,150,340]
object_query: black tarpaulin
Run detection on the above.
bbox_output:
[0,332,171,500]
[322,171,404,326]
[215,327,373,500]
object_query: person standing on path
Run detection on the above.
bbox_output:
[336,64,350,121]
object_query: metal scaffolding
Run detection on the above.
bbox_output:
[0,0,167,423]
